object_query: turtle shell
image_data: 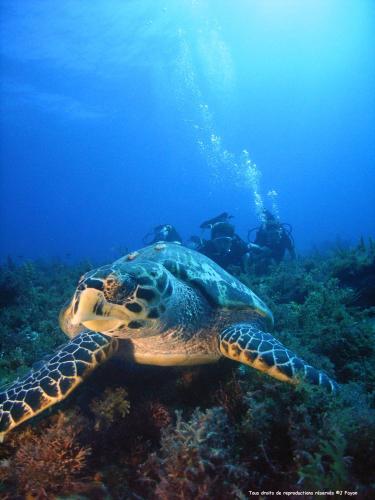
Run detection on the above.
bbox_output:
[117,243,274,327]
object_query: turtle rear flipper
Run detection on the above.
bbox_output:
[0,330,118,442]
[218,323,338,392]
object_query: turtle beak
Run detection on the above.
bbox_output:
[59,301,85,339]
[60,288,129,335]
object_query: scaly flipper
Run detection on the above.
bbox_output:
[0,330,118,442]
[218,323,338,392]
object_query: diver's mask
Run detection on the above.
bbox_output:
[213,236,233,254]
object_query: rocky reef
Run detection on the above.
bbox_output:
[0,241,374,498]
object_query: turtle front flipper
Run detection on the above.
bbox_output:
[218,323,338,392]
[0,330,118,442]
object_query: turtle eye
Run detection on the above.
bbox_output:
[104,274,137,304]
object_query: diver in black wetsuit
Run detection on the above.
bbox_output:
[249,210,295,264]
[188,213,234,251]
[143,224,182,245]
[196,215,249,271]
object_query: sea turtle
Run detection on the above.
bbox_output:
[0,243,337,441]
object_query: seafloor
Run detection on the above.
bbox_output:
[0,240,374,499]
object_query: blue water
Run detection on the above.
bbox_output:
[1,0,374,262]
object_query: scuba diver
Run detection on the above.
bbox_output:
[195,213,249,271]
[187,213,234,251]
[143,224,182,245]
[200,212,234,230]
[248,210,296,264]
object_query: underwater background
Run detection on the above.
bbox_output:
[0,0,375,498]
[0,0,374,261]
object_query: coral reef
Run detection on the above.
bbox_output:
[0,411,93,497]
[138,407,249,499]
[330,237,375,307]
[0,241,374,498]
[0,259,93,386]
[90,387,131,430]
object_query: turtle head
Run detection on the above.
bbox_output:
[60,262,169,339]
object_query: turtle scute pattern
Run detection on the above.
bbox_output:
[121,243,273,325]
[219,323,338,392]
[0,331,117,441]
